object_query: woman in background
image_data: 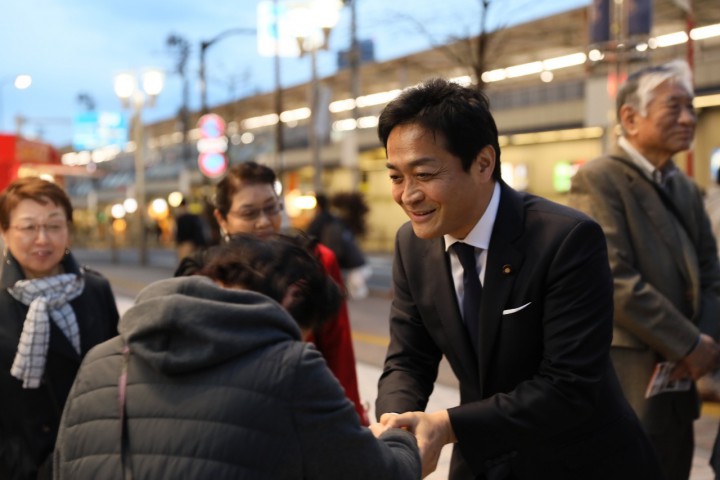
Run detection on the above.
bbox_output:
[175,162,368,425]
[0,177,118,479]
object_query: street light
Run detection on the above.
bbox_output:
[113,68,164,266]
[199,24,287,179]
[0,74,32,132]
[199,28,256,114]
[290,0,343,194]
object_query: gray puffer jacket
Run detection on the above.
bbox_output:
[54,276,420,480]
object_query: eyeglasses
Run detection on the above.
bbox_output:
[10,222,68,238]
[228,203,283,222]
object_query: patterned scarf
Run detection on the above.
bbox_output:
[7,272,85,388]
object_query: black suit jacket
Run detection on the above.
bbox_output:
[376,182,662,479]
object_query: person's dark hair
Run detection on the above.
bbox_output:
[198,233,342,330]
[214,162,277,219]
[314,193,329,211]
[377,77,502,180]
[332,192,369,237]
[0,177,73,231]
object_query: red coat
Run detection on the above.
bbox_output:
[307,244,369,426]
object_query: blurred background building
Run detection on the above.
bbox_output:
[9,0,718,254]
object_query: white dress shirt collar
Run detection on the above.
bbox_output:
[618,136,679,185]
[444,181,500,252]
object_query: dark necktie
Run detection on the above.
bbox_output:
[451,242,482,351]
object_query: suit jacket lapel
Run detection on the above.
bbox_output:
[666,178,701,313]
[479,184,525,390]
[610,152,695,288]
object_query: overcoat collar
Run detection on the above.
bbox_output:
[607,148,696,291]
[478,182,525,390]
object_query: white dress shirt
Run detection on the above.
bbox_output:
[444,181,500,317]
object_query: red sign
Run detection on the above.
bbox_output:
[0,134,61,191]
[196,114,228,178]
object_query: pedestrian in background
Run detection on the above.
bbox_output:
[569,59,720,480]
[0,177,118,480]
[374,78,662,479]
[174,162,369,425]
[173,199,208,260]
[701,166,720,404]
[55,234,420,480]
[307,193,370,299]
[705,166,720,256]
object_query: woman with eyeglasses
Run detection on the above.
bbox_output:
[0,177,119,480]
[174,162,369,426]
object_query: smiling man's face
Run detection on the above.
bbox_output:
[385,123,495,240]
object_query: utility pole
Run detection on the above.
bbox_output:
[199,28,255,114]
[349,0,361,189]
[166,34,192,171]
[273,0,285,177]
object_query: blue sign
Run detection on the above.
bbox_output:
[589,0,610,45]
[72,111,128,151]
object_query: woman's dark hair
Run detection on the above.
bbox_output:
[0,177,74,231]
[331,192,369,237]
[377,77,502,180]
[198,233,342,330]
[214,162,277,218]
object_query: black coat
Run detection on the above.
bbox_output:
[0,252,118,480]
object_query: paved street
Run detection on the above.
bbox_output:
[75,247,719,479]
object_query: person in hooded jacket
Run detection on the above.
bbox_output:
[174,162,368,425]
[53,233,420,480]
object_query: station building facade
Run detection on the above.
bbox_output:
[62,0,720,253]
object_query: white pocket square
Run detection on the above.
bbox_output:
[502,302,531,315]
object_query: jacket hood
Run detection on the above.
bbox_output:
[119,276,301,375]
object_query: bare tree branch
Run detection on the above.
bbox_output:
[386,0,540,91]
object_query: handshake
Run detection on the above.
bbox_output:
[370,410,456,479]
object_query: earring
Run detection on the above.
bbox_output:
[65,248,71,255]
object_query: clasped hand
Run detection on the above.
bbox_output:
[370,410,456,478]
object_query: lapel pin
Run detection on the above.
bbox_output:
[502,264,512,275]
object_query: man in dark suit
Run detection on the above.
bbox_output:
[569,60,720,480]
[375,78,662,479]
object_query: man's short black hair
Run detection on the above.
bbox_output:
[377,77,501,180]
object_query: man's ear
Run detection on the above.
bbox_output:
[619,104,638,135]
[475,145,496,178]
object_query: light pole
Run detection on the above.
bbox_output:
[273,0,285,177]
[291,0,343,194]
[113,69,164,266]
[0,74,32,132]
[199,28,256,114]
